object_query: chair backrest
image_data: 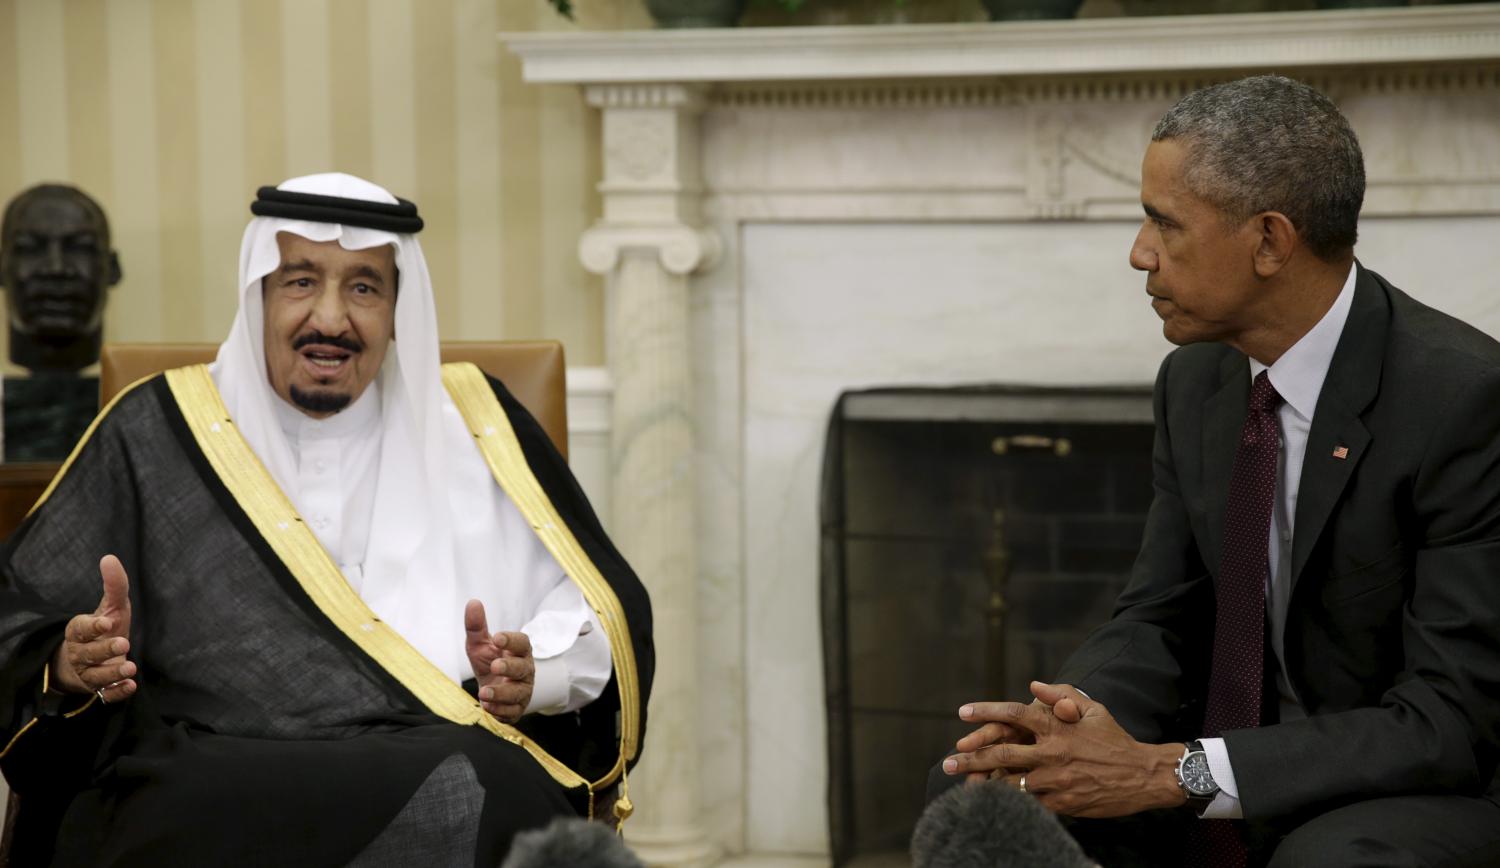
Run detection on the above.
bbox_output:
[99,340,569,460]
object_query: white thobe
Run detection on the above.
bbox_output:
[270,387,611,715]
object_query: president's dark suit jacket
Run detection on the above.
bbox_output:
[1056,264,1500,823]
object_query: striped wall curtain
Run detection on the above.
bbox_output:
[0,0,628,373]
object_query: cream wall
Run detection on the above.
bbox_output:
[0,0,651,375]
[0,0,651,822]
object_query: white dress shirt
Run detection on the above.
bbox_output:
[271,387,611,715]
[1199,263,1357,818]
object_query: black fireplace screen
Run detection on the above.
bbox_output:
[819,385,1155,865]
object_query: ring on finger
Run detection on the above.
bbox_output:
[1018,774,1028,794]
[95,686,109,704]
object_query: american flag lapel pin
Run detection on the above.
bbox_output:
[1332,445,1349,460]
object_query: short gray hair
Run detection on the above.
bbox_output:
[1152,75,1364,261]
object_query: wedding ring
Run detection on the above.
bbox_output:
[95,687,108,704]
[1018,774,1028,794]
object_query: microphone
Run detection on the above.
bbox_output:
[911,779,1094,868]
[501,817,645,868]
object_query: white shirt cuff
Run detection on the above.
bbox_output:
[1198,737,1243,819]
[525,654,571,716]
[524,580,596,659]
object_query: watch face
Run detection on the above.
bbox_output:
[1182,752,1217,796]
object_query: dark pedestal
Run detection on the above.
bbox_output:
[0,462,59,540]
[3,375,97,463]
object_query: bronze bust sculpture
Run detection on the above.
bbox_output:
[0,184,121,461]
[0,184,121,372]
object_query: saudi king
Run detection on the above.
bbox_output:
[0,174,654,867]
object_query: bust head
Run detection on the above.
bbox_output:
[0,184,122,372]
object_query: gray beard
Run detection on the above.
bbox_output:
[289,384,352,415]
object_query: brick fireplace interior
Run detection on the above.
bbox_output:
[819,386,1155,864]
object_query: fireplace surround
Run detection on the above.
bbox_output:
[506,8,1500,862]
[820,386,1153,862]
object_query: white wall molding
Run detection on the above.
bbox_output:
[506,5,1500,85]
[710,65,1500,109]
[566,366,614,435]
[565,365,614,532]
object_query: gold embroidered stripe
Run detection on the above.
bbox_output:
[440,363,641,791]
[0,667,100,761]
[0,717,37,761]
[164,365,587,792]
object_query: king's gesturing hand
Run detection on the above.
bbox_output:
[51,554,137,703]
[463,599,535,723]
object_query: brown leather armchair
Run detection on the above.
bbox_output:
[98,340,569,458]
[0,340,569,541]
[0,339,571,864]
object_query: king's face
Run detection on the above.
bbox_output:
[2,193,115,337]
[261,232,397,418]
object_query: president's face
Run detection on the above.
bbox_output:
[1129,139,1262,347]
[262,232,396,418]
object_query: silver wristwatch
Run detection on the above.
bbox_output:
[1175,740,1220,814]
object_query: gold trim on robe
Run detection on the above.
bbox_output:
[0,666,101,760]
[164,365,591,794]
[440,362,643,795]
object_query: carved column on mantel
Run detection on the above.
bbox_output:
[579,82,720,868]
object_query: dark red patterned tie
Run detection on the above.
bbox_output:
[1188,370,1281,868]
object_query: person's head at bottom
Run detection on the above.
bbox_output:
[500,817,644,868]
[912,779,1096,868]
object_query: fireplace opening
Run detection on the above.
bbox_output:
[819,385,1155,865]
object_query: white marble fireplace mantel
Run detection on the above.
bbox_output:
[506,8,1500,864]
[509,5,1500,83]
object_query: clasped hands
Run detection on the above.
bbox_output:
[942,680,1186,818]
[53,555,536,725]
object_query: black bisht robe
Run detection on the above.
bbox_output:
[0,364,654,867]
